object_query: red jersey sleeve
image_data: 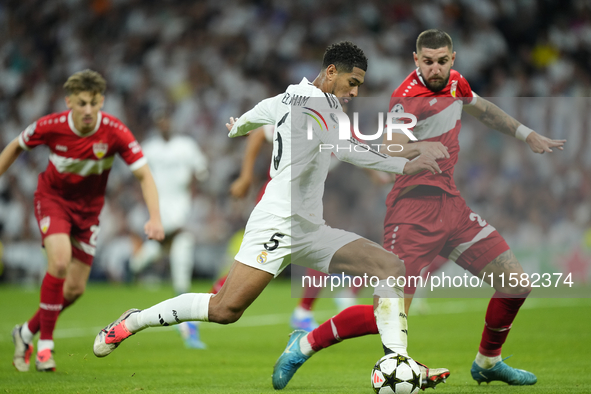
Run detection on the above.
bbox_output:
[456,74,476,105]
[114,123,146,171]
[18,120,46,150]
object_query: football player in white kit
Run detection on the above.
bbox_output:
[132,108,208,348]
[94,42,445,390]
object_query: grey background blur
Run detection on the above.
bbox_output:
[0,0,589,288]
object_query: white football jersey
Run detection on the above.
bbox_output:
[229,77,408,224]
[143,135,208,232]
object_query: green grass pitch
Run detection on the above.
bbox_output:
[1,280,590,393]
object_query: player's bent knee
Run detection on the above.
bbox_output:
[208,297,246,325]
[497,282,532,295]
[372,252,405,280]
[209,307,244,325]
[48,261,69,277]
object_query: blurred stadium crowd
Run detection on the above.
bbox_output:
[0,0,590,284]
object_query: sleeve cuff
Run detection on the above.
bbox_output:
[465,91,478,106]
[128,156,147,171]
[18,134,31,151]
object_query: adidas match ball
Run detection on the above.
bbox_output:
[371,354,421,394]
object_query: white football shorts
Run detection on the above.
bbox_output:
[235,208,361,277]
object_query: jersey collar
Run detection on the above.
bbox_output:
[415,68,426,87]
[68,110,102,137]
[301,77,313,86]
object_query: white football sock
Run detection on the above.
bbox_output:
[125,293,213,333]
[299,333,316,357]
[373,280,408,356]
[170,232,195,295]
[37,339,54,351]
[21,322,34,344]
[475,352,502,369]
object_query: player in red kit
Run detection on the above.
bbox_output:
[273,30,565,389]
[3,70,164,372]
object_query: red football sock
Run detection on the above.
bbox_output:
[38,273,65,341]
[210,275,228,294]
[478,290,530,357]
[27,310,41,334]
[308,305,378,351]
[29,297,74,334]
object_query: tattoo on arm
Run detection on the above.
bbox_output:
[476,98,521,137]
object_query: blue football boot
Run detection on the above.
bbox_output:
[272,330,311,390]
[471,357,537,385]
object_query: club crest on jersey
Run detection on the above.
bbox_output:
[93,142,108,159]
[450,80,458,97]
[40,217,50,234]
[256,251,268,264]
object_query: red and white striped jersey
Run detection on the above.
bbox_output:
[386,69,476,202]
[19,110,146,212]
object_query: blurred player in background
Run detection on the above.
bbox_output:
[279,29,565,389]
[3,70,164,372]
[93,41,448,391]
[130,107,208,348]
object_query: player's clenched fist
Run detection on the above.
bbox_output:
[144,219,165,241]
[403,154,442,175]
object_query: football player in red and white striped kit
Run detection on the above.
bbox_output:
[277,29,565,389]
[3,69,164,372]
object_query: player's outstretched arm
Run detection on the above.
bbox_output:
[463,97,566,153]
[227,95,279,138]
[132,163,164,241]
[0,138,24,177]
[230,127,267,198]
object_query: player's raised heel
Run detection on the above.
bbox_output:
[272,330,311,390]
[471,359,537,385]
[12,325,33,372]
[35,349,56,372]
[93,309,140,357]
[415,360,450,390]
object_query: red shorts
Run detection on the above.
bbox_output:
[383,186,509,294]
[34,193,100,265]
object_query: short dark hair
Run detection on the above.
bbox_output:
[63,69,107,96]
[322,41,368,73]
[416,29,453,52]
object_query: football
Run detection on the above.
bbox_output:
[371,353,422,394]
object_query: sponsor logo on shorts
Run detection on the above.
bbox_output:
[40,216,50,234]
[256,251,268,264]
[93,141,108,159]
